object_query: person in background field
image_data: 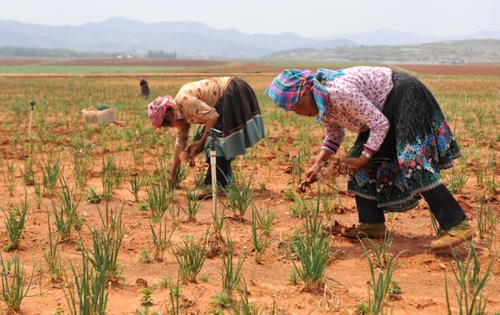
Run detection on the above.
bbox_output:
[140,77,150,100]
[265,66,475,250]
[148,77,265,198]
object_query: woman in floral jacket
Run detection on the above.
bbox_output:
[266,66,474,250]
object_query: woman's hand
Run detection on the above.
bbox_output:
[297,161,325,192]
[340,155,369,174]
[304,162,324,183]
[185,140,204,156]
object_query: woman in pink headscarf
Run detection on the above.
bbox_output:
[148,77,265,198]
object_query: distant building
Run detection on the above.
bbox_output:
[441,58,465,64]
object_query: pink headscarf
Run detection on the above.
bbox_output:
[148,95,176,128]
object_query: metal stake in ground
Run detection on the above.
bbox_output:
[28,100,36,134]
[208,128,222,212]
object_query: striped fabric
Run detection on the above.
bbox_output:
[321,137,340,154]
[265,68,344,123]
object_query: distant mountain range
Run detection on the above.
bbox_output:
[1,17,500,58]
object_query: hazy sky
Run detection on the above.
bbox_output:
[1,0,499,38]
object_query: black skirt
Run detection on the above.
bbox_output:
[348,72,462,212]
[204,77,266,161]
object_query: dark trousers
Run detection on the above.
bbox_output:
[204,157,232,187]
[356,184,466,230]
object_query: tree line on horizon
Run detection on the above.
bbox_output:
[0,46,178,59]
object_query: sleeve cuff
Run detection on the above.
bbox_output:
[363,145,377,155]
[322,139,339,154]
[321,146,337,154]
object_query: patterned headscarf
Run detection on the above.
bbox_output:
[147,95,176,128]
[265,68,344,123]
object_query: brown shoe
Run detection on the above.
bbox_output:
[430,220,475,250]
[187,185,227,200]
[187,185,213,200]
[340,223,387,239]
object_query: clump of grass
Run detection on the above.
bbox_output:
[476,196,487,238]
[86,187,103,204]
[173,233,208,283]
[256,166,271,192]
[231,278,267,314]
[40,152,63,196]
[283,188,296,202]
[153,149,188,191]
[139,287,154,306]
[443,166,470,193]
[251,204,276,236]
[251,208,275,264]
[221,169,255,219]
[167,201,184,226]
[4,160,17,196]
[287,195,314,218]
[221,240,246,297]
[127,169,146,202]
[71,142,94,190]
[286,268,299,285]
[321,185,341,223]
[130,145,143,167]
[290,151,305,186]
[1,193,29,252]
[43,213,64,282]
[145,177,174,219]
[20,155,35,185]
[81,203,125,284]
[194,169,206,188]
[149,215,177,262]
[164,275,187,314]
[138,202,149,212]
[355,301,371,314]
[63,255,109,315]
[172,164,189,191]
[51,178,83,240]
[264,136,279,153]
[0,253,35,312]
[182,190,204,222]
[484,202,498,256]
[101,154,124,201]
[288,196,337,291]
[34,181,43,209]
[139,249,153,263]
[445,241,499,315]
[199,274,209,283]
[207,206,227,258]
[358,229,407,314]
[210,289,233,313]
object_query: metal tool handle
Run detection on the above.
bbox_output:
[28,101,36,134]
[208,128,222,213]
